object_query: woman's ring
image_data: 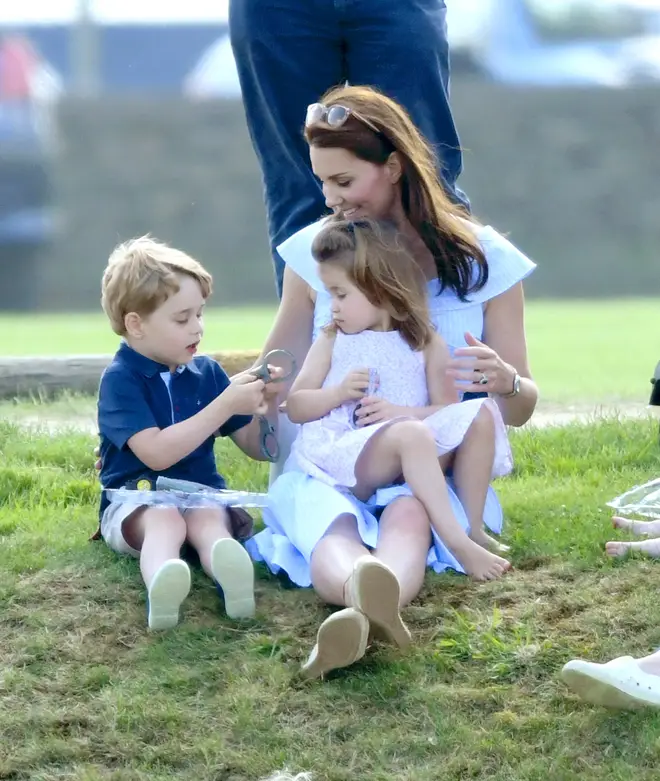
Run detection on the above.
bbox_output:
[478,372,489,385]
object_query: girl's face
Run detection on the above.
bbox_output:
[318,262,389,334]
[309,146,401,222]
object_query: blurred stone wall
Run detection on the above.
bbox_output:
[37,80,660,310]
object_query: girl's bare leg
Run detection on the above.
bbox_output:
[353,420,510,581]
[451,405,509,554]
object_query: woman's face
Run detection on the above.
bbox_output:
[309,146,400,222]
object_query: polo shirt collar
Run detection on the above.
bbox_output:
[117,342,201,377]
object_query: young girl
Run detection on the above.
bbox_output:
[287,219,513,581]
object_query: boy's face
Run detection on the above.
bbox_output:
[127,274,206,370]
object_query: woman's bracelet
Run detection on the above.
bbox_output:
[499,372,521,398]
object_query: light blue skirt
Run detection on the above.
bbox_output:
[247,416,504,587]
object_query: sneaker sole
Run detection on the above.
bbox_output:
[301,608,369,680]
[350,557,412,649]
[211,538,256,619]
[148,560,191,631]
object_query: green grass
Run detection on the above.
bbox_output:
[524,299,659,404]
[2,418,660,779]
[2,298,659,406]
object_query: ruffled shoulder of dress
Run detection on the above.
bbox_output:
[429,224,537,310]
[276,218,328,292]
[474,223,537,298]
[277,219,537,305]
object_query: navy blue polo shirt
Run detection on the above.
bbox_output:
[97,342,252,518]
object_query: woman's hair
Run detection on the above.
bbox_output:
[304,84,487,301]
[311,218,435,351]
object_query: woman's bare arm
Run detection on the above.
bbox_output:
[254,265,316,397]
[482,283,538,426]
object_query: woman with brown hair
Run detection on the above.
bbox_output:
[246,85,539,678]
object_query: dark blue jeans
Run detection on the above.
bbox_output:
[229,0,468,297]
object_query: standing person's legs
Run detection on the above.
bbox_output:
[342,0,468,208]
[229,0,344,295]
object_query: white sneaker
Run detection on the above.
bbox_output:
[562,656,660,710]
[211,538,256,619]
[147,559,191,631]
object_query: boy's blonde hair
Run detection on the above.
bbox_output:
[101,235,212,336]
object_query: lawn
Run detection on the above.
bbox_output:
[1,298,658,406]
[2,418,660,779]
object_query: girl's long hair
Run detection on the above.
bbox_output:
[305,84,487,301]
[312,219,434,351]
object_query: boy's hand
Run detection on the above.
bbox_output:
[225,372,268,415]
[336,367,372,404]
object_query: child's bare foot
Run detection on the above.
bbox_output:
[454,539,511,581]
[606,538,660,558]
[469,528,511,555]
[612,516,660,537]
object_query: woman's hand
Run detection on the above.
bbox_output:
[447,332,517,396]
[354,397,405,427]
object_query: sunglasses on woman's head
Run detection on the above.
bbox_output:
[305,102,381,134]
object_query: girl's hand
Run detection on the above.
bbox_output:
[447,332,516,396]
[337,367,372,404]
[262,365,285,401]
[354,397,404,427]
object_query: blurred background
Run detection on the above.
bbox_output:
[1,0,659,313]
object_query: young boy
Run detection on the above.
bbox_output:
[97,235,278,630]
